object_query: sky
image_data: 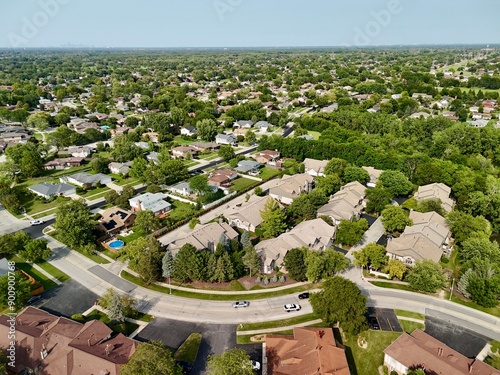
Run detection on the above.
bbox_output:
[0,0,499,49]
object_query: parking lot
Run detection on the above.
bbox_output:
[367,307,403,332]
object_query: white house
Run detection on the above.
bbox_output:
[129,192,172,217]
[180,126,196,136]
[28,182,76,200]
[215,133,237,146]
[60,172,111,187]
[303,158,329,177]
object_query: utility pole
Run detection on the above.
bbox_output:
[449,278,454,301]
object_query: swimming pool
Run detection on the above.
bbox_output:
[109,240,125,249]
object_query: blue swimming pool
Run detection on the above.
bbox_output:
[109,240,125,249]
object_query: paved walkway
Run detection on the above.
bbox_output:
[32,263,62,286]
[236,319,323,336]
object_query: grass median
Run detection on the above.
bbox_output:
[121,270,316,301]
[394,310,424,320]
[237,313,320,332]
[37,261,70,283]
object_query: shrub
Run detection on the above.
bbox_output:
[256,276,261,283]
[264,277,269,285]
[272,275,278,283]
[280,275,286,283]
[71,313,85,322]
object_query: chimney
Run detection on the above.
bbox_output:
[87,339,91,346]
[319,330,325,339]
[105,344,110,356]
[18,319,22,325]
[137,200,142,211]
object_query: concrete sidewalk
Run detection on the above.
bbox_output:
[236,319,323,335]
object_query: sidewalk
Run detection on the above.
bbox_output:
[31,263,62,286]
[236,319,323,336]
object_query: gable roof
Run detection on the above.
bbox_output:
[317,181,365,221]
[269,173,314,200]
[225,195,271,228]
[384,329,500,375]
[28,182,75,196]
[303,158,329,175]
[266,327,350,375]
[414,183,454,212]
[166,222,238,252]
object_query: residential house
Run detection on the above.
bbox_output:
[97,207,136,235]
[44,157,85,170]
[235,160,261,175]
[411,93,433,101]
[269,173,314,205]
[386,210,452,266]
[215,133,237,146]
[112,126,132,136]
[28,182,76,200]
[166,222,238,253]
[180,125,197,136]
[254,120,271,133]
[208,168,238,187]
[169,182,193,197]
[414,182,455,213]
[74,121,100,134]
[171,146,198,159]
[66,146,94,158]
[0,132,31,143]
[134,141,150,150]
[61,172,111,187]
[225,195,272,232]
[142,131,159,143]
[257,218,336,273]
[108,161,133,176]
[233,120,253,129]
[0,307,138,375]
[384,329,500,375]
[190,142,220,152]
[362,166,383,188]
[146,151,160,164]
[266,327,350,375]
[321,103,339,113]
[317,181,366,225]
[469,119,489,128]
[303,158,329,177]
[410,112,431,119]
[254,150,281,167]
[129,192,171,217]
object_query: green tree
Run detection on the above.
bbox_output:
[172,244,205,282]
[245,130,256,145]
[381,206,413,233]
[134,210,162,234]
[189,174,212,195]
[218,145,236,161]
[353,243,388,270]
[48,125,75,149]
[387,259,407,280]
[212,252,235,282]
[460,235,500,263]
[378,170,413,196]
[416,199,445,217]
[196,119,218,142]
[54,199,96,249]
[260,198,287,238]
[365,187,393,214]
[335,218,369,246]
[207,348,255,375]
[324,158,348,177]
[27,112,50,131]
[90,156,109,174]
[407,260,447,293]
[315,174,342,196]
[240,231,252,249]
[287,194,316,221]
[447,210,492,245]
[343,166,369,184]
[121,341,182,375]
[107,289,125,323]
[283,247,308,281]
[123,237,161,271]
[242,246,261,276]
[407,369,426,375]
[19,239,51,262]
[20,148,44,177]
[104,190,119,205]
[136,241,164,285]
[310,276,367,334]
[0,271,31,310]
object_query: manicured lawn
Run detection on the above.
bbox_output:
[370,281,414,292]
[168,200,199,222]
[51,231,110,264]
[84,310,139,336]
[121,271,316,301]
[399,319,425,333]
[308,131,321,140]
[344,330,402,375]
[14,262,58,291]
[394,310,424,320]
[229,177,259,193]
[37,261,70,283]
[15,187,72,216]
[174,333,202,365]
[447,292,500,317]
[259,167,281,180]
[77,185,110,198]
[237,313,320,332]
[118,229,145,244]
[173,136,194,145]
[198,152,219,160]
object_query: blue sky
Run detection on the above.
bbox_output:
[1,0,499,48]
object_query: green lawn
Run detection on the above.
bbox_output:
[84,310,139,336]
[370,281,414,292]
[15,188,72,217]
[51,231,110,264]
[238,313,319,332]
[447,292,500,317]
[308,131,321,140]
[259,167,281,180]
[14,262,58,291]
[121,270,316,301]
[229,177,259,193]
[399,320,425,334]
[173,136,194,145]
[394,310,424,320]
[117,229,145,244]
[344,330,402,375]
[198,152,219,160]
[77,185,111,198]
[37,261,70,283]
[168,200,199,222]
[174,333,202,365]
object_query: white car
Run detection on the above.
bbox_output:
[30,220,45,226]
[232,301,250,308]
[283,303,301,312]
[251,360,261,370]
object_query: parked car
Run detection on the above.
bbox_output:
[232,301,250,308]
[251,360,261,370]
[30,220,45,226]
[26,295,42,305]
[368,316,380,330]
[283,303,301,312]
[298,292,310,299]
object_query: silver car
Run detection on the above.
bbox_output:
[233,301,250,308]
[283,303,301,312]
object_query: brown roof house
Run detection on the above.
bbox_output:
[256,218,336,273]
[44,157,85,170]
[303,158,329,177]
[386,210,452,266]
[414,183,455,213]
[225,195,277,233]
[165,222,238,254]
[254,150,281,167]
[384,329,500,375]
[171,145,198,159]
[317,181,366,225]
[269,173,314,205]
[0,306,137,375]
[97,207,136,235]
[208,168,238,188]
[266,327,350,375]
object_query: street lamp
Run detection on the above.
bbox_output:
[449,278,454,301]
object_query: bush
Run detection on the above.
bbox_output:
[256,276,261,283]
[280,275,286,283]
[264,277,269,285]
[71,313,86,322]
[272,275,278,283]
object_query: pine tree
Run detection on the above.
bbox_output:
[107,291,125,323]
[242,246,261,276]
[260,198,287,238]
[240,231,252,249]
